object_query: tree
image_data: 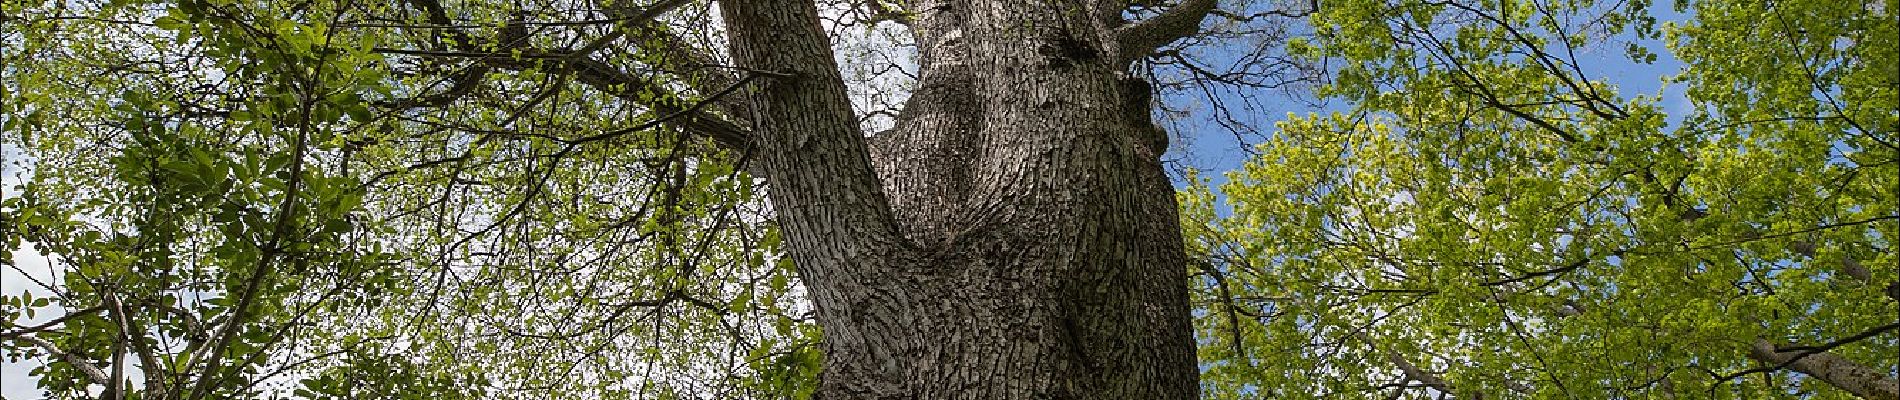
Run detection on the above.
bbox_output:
[3,0,1308,398]
[1187,0,1898,398]
[709,0,1223,397]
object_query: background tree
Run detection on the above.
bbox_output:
[1187,0,1897,398]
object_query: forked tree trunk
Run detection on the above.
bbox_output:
[719,0,1202,398]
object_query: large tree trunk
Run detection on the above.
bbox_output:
[718,0,1203,398]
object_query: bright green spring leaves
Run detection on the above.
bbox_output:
[5,0,413,397]
[2,0,810,398]
[1192,0,1897,398]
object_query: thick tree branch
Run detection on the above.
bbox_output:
[560,71,764,148]
[1741,334,1900,400]
[597,0,745,116]
[1704,322,1900,399]
[375,47,752,147]
[718,1,912,394]
[620,24,742,106]
[568,0,692,59]
[385,0,750,147]
[1111,0,1217,65]
[531,56,753,148]
[1350,331,1474,398]
[717,0,903,248]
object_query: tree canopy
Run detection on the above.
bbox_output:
[3,0,810,398]
[2,0,1895,398]
[1185,0,1898,398]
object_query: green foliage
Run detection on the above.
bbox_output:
[292,349,484,400]
[3,0,410,395]
[2,0,809,397]
[1192,0,1897,398]
[11,0,1892,397]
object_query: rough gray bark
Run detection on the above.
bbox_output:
[718,0,1205,398]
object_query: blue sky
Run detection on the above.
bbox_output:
[1164,4,1696,214]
